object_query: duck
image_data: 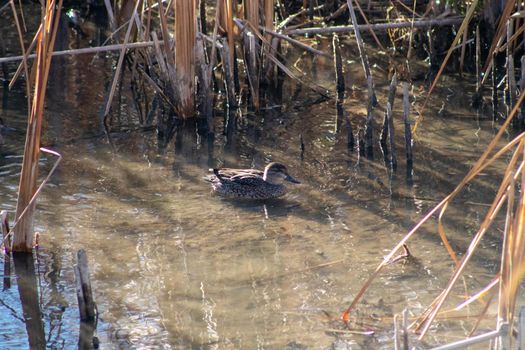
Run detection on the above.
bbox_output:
[205,162,300,200]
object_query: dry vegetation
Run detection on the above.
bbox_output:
[2,0,525,347]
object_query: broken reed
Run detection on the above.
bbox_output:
[12,0,62,252]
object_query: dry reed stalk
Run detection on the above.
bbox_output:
[386,93,397,171]
[507,19,517,109]
[16,0,26,32]
[459,22,468,75]
[285,17,464,36]
[12,0,62,252]
[0,39,173,64]
[245,31,260,109]
[218,37,236,108]
[276,3,325,30]
[9,24,40,88]
[333,34,344,97]
[219,0,235,71]
[415,139,525,337]
[364,90,374,159]
[102,0,140,117]
[195,35,213,124]
[498,21,525,54]
[346,0,376,105]
[394,313,401,350]
[261,0,275,82]
[9,0,32,113]
[352,0,385,50]
[149,32,178,108]
[469,293,495,337]
[2,148,62,253]
[175,0,197,118]
[1,211,9,253]
[264,0,274,41]
[380,72,397,151]
[237,20,329,97]
[260,26,329,57]
[496,146,525,346]
[402,82,412,176]
[104,0,117,31]
[480,0,517,87]
[243,0,261,108]
[455,277,499,311]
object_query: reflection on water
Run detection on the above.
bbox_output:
[0,6,521,350]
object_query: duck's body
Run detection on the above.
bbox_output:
[205,162,300,200]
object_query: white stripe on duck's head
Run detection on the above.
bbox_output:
[263,162,301,185]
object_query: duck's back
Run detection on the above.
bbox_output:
[206,169,287,199]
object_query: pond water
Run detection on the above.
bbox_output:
[0,5,522,350]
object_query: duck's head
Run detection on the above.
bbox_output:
[263,162,301,185]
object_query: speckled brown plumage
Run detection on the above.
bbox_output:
[205,162,300,200]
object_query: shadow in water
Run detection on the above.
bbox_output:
[3,254,11,290]
[12,253,46,348]
[79,321,97,350]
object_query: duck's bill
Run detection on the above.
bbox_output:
[286,175,301,184]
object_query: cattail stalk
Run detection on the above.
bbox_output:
[175,0,197,118]
[12,0,62,252]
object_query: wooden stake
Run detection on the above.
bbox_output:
[74,249,96,322]
[75,249,97,349]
